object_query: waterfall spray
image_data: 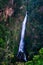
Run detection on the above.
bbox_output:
[17,12,27,61]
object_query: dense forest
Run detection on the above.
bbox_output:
[0,0,43,65]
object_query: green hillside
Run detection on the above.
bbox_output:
[0,0,43,65]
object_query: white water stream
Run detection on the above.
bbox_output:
[17,12,27,61]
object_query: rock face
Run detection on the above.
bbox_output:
[0,0,23,21]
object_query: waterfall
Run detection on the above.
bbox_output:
[17,12,27,61]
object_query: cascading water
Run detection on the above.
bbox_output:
[17,12,27,61]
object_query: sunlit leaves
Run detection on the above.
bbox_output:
[39,48,43,55]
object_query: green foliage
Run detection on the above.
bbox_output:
[33,55,40,60]
[25,48,43,65]
[0,38,5,48]
[0,0,43,65]
[25,0,43,55]
[0,0,26,64]
[0,0,9,9]
[25,61,33,65]
[39,48,43,54]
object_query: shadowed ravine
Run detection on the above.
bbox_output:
[17,12,28,62]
